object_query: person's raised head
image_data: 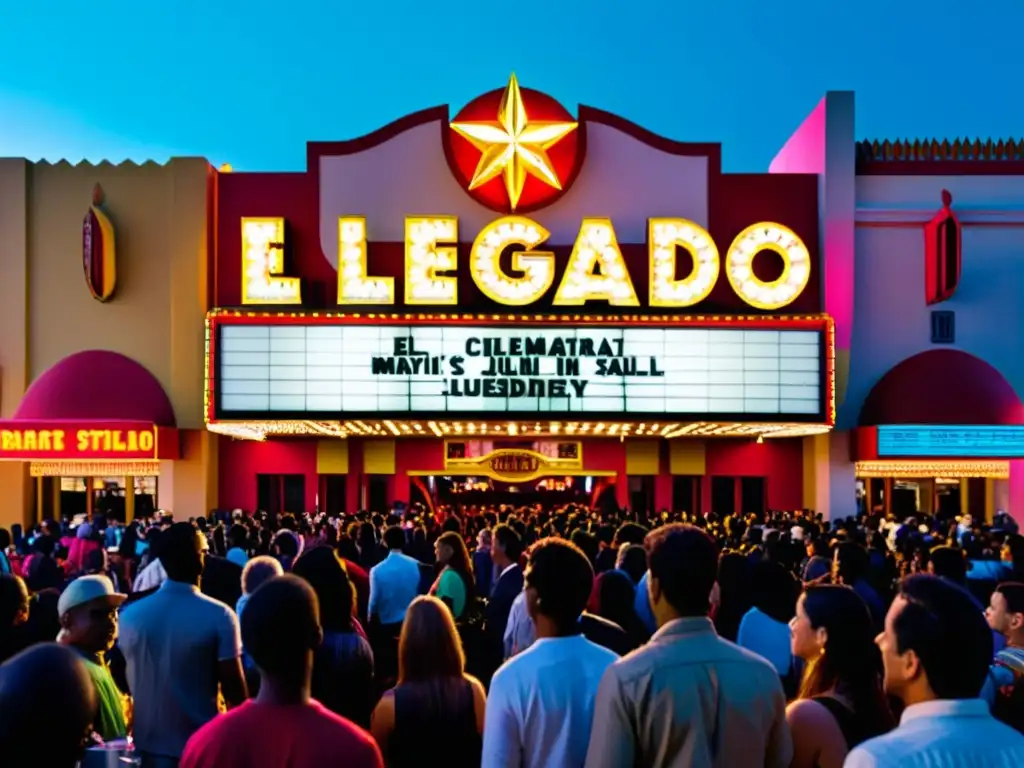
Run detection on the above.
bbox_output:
[645,523,719,625]
[616,543,647,584]
[159,522,205,584]
[833,540,871,586]
[613,522,649,548]
[58,575,126,655]
[241,555,284,596]
[227,523,248,549]
[987,581,1024,641]
[0,573,29,629]
[290,546,355,633]
[492,523,522,568]
[383,525,407,552]
[241,575,322,691]
[398,595,465,684]
[0,643,96,767]
[927,545,967,584]
[524,537,594,636]
[879,574,992,706]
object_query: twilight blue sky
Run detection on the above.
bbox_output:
[0,0,1018,171]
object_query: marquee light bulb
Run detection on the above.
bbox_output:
[405,217,459,305]
[470,216,555,305]
[725,223,811,311]
[241,218,302,305]
[648,218,720,307]
[337,217,395,304]
[552,219,640,306]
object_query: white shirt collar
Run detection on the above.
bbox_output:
[500,562,520,578]
[899,698,990,725]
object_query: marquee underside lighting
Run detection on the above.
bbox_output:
[29,460,161,477]
[855,460,1009,479]
[206,419,832,441]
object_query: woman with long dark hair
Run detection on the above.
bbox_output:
[431,531,476,621]
[370,596,485,766]
[290,546,375,727]
[786,584,895,767]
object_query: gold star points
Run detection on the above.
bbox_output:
[450,74,578,210]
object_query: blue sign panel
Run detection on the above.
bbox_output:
[877,426,1024,458]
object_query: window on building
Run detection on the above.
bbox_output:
[320,475,347,517]
[931,310,955,344]
[672,476,701,515]
[711,477,736,516]
[740,476,767,515]
[367,476,389,514]
[628,476,654,517]
[257,474,306,516]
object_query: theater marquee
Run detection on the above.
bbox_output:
[210,314,827,421]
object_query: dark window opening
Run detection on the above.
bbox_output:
[711,477,736,516]
[931,310,955,344]
[257,474,305,517]
[740,476,767,515]
[672,476,702,515]
[320,474,347,517]
[367,476,389,514]
[628,476,655,517]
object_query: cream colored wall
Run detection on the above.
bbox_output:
[158,430,219,518]
[0,158,213,529]
[27,158,211,426]
[0,160,32,530]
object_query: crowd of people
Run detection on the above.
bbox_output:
[2,500,1024,766]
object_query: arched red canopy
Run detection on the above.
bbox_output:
[858,349,1024,426]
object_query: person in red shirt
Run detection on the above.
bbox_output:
[180,575,383,768]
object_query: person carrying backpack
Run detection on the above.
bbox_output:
[984,582,1024,730]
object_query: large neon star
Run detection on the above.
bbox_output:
[450,74,578,210]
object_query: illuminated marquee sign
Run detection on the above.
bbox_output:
[214,320,824,419]
[0,421,178,461]
[444,447,587,482]
[877,425,1024,458]
[241,216,812,312]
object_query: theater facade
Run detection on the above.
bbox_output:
[4,81,1022,529]
[207,75,835,519]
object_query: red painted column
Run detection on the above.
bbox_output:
[654,441,672,512]
[346,439,362,515]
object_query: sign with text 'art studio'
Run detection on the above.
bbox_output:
[209,314,828,421]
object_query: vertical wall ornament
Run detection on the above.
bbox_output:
[924,189,961,305]
[82,183,117,302]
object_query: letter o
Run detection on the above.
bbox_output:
[725,222,811,310]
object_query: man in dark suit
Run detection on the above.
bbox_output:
[484,524,524,678]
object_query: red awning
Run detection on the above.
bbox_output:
[0,351,179,463]
[858,349,1024,427]
[14,350,176,426]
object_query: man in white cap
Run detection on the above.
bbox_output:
[58,573,129,742]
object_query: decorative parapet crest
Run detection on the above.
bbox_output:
[856,139,1024,174]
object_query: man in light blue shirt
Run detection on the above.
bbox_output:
[846,575,1024,767]
[484,538,618,768]
[368,525,421,627]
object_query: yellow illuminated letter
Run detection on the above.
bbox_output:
[405,217,459,305]
[648,218,720,307]
[336,217,394,304]
[471,216,555,306]
[241,218,301,304]
[725,222,811,310]
[553,218,639,306]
